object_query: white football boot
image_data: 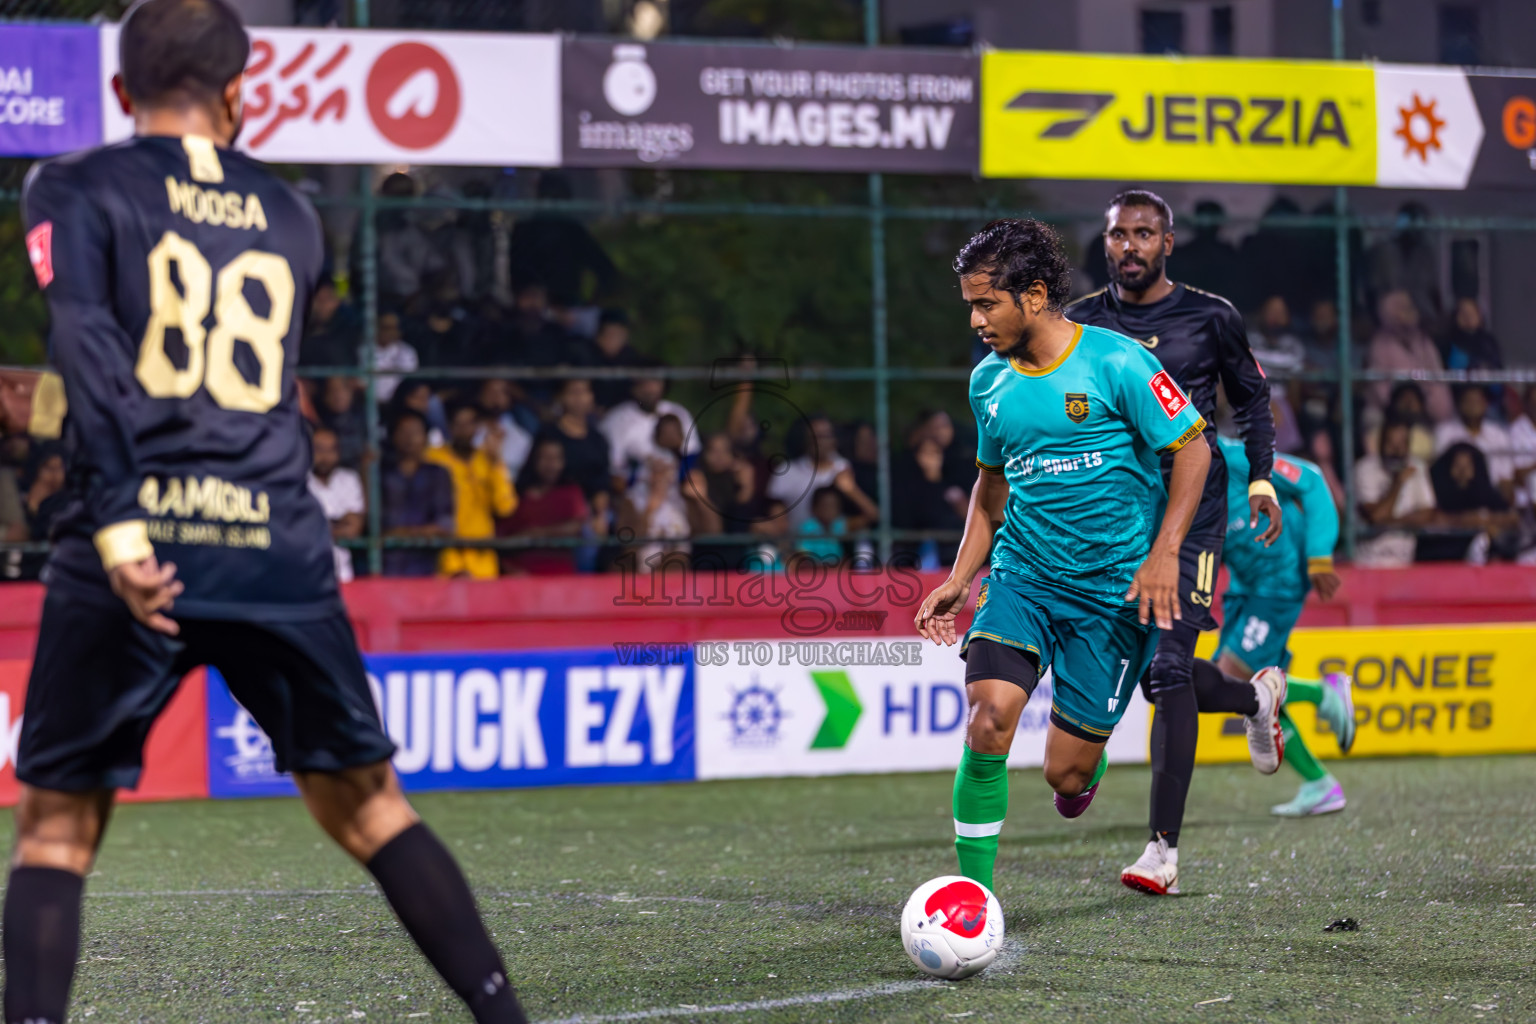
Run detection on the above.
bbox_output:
[1246,667,1287,775]
[1121,836,1180,895]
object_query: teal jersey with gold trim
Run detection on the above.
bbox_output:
[970,322,1207,606]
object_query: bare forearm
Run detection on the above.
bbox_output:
[1153,439,1211,555]
[948,472,1006,586]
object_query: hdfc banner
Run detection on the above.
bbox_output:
[694,640,1151,780]
[562,39,978,172]
[1193,624,1536,765]
[0,26,102,157]
[207,648,694,798]
[99,26,560,167]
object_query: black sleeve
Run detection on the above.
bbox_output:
[21,162,148,538]
[1214,303,1275,486]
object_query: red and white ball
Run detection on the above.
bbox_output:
[899,875,1005,979]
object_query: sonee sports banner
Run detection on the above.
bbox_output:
[1192,624,1536,764]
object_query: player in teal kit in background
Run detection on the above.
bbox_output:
[1210,437,1356,816]
[915,219,1211,891]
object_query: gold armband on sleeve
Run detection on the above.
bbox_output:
[28,372,66,439]
[94,520,153,571]
[1307,556,1335,575]
[976,459,1004,474]
[1248,480,1278,501]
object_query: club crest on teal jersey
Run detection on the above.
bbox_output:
[1065,393,1089,423]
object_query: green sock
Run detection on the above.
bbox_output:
[1280,710,1328,783]
[1285,675,1325,706]
[1087,749,1108,791]
[953,747,1009,890]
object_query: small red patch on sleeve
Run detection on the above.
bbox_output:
[25,222,53,289]
[1147,370,1190,419]
[1275,459,1302,483]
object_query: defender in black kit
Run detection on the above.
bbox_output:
[5,3,529,1022]
[1066,189,1284,896]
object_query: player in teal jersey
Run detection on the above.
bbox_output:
[1201,437,1356,816]
[915,219,1211,892]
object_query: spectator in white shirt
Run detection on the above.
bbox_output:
[600,373,700,491]
[1355,419,1437,568]
[768,416,878,533]
[1434,386,1515,505]
[307,427,365,584]
[369,311,418,403]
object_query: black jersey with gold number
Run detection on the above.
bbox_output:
[1066,282,1275,490]
[21,134,335,620]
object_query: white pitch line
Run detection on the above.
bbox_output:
[535,980,940,1024]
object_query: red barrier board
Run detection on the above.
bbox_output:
[0,563,1526,807]
[0,566,1532,661]
[0,661,206,805]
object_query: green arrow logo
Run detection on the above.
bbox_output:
[809,670,863,750]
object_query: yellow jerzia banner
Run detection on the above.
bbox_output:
[1191,624,1536,763]
[982,51,1377,185]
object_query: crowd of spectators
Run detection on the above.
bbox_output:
[2,182,1533,579]
[1148,198,1535,568]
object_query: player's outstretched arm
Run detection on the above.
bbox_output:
[916,468,1007,646]
[1128,437,1211,629]
[1214,305,1283,545]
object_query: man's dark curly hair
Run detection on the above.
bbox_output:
[952,219,1073,312]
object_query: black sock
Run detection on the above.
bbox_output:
[1149,683,1197,849]
[366,824,527,1024]
[3,866,85,1024]
[1146,622,1201,849]
[1192,658,1260,716]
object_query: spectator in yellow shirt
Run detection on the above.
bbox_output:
[427,400,517,578]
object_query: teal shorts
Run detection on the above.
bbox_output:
[1216,592,1304,673]
[961,569,1159,740]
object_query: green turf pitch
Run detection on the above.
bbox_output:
[23,756,1536,1023]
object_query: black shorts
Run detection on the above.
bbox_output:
[1174,454,1230,634]
[18,588,395,793]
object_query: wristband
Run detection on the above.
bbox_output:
[1308,557,1335,575]
[1248,480,1278,501]
[27,372,65,439]
[94,520,153,571]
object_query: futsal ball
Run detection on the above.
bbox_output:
[900,875,1005,979]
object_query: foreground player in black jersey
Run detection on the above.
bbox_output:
[1067,190,1284,896]
[8,3,528,1021]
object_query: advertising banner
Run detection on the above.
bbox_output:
[695,639,1151,780]
[1374,65,1483,189]
[207,648,694,798]
[99,26,561,167]
[0,661,207,806]
[982,51,1378,185]
[0,26,101,157]
[1194,624,1536,764]
[562,38,977,172]
[1467,72,1536,190]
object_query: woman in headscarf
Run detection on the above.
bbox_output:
[1426,442,1519,562]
